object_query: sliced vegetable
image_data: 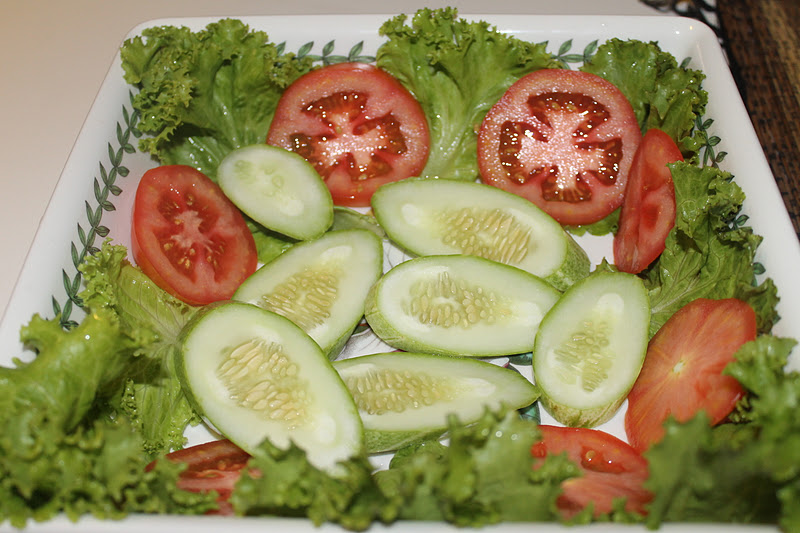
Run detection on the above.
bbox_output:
[266,62,430,207]
[371,178,590,290]
[131,164,258,306]
[533,271,649,427]
[477,69,641,226]
[625,298,755,453]
[177,302,363,473]
[365,255,561,357]
[334,352,539,453]
[614,128,681,274]
[217,144,334,241]
[149,439,250,515]
[531,425,651,518]
[234,229,384,359]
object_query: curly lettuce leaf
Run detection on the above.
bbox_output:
[121,18,314,179]
[231,411,576,528]
[644,162,779,336]
[581,38,707,160]
[376,7,561,182]
[79,242,200,457]
[0,310,214,526]
[375,411,567,526]
[231,440,395,531]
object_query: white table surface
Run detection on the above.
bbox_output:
[0,0,663,322]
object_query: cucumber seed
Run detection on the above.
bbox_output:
[437,207,531,264]
[217,339,309,427]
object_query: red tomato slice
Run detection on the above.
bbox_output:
[147,439,250,515]
[267,62,430,207]
[531,425,651,518]
[613,128,681,274]
[132,165,258,306]
[477,69,641,226]
[625,298,756,453]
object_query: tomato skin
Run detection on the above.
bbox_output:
[267,62,430,207]
[625,298,756,453]
[132,165,258,306]
[531,425,651,518]
[613,128,681,274]
[478,69,641,226]
[147,439,250,515]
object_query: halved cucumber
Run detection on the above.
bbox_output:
[532,271,649,427]
[334,352,539,453]
[217,144,333,240]
[370,178,590,290]
[177,301,363,473]
[234,229,383,359]
[364,255,561,357]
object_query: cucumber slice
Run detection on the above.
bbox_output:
[234,229,383,359]
[177,301,363,472]
[371,178,590,290]
[217,144,333,240]
[364,255,561,357]
[532,271,649,427]
[335,352,539,453]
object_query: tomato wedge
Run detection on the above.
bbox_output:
[148,439,250,515]
[478,69,641,226]
[131,165,258,306]
[267,62,430,207]
[613,128,682,274]
[625,298,756,453]
[531,425,651,518]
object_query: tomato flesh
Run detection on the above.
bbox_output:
[148,439,250,515]
[267,62,430,207]
[625,298,756,453]
[132,165,258,306]
[532,425,651,518]
[614,128,681,273]
[478,69,641,226]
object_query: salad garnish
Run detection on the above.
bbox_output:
[1,8,797,532]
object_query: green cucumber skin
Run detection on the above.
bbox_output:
[217,144,334,241]
[335,351,539,453]
[364,255,561,357]
[177,301,364,472]
[371,178,590,291]
[234,229,384,360]
[542,237,591,292]
[533,271,650,428]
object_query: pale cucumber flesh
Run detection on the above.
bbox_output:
[177,301,363,473]
[532,271,650,427]
[364,254,561,357]
[234,229,383,359]
[217,144,333,241]
[370,178,590,291]
[334,352,539,453]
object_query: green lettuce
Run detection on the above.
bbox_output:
[121,18,314,180]
[231,411,575,529]
[376,7,561,181]
[581,38,708,159]
[644,162,779,336]
[0,299,213,526]
[80,242,200,457]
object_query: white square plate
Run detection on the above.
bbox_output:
[0,13,796,532]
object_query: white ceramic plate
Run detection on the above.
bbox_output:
[0,13,796,533]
